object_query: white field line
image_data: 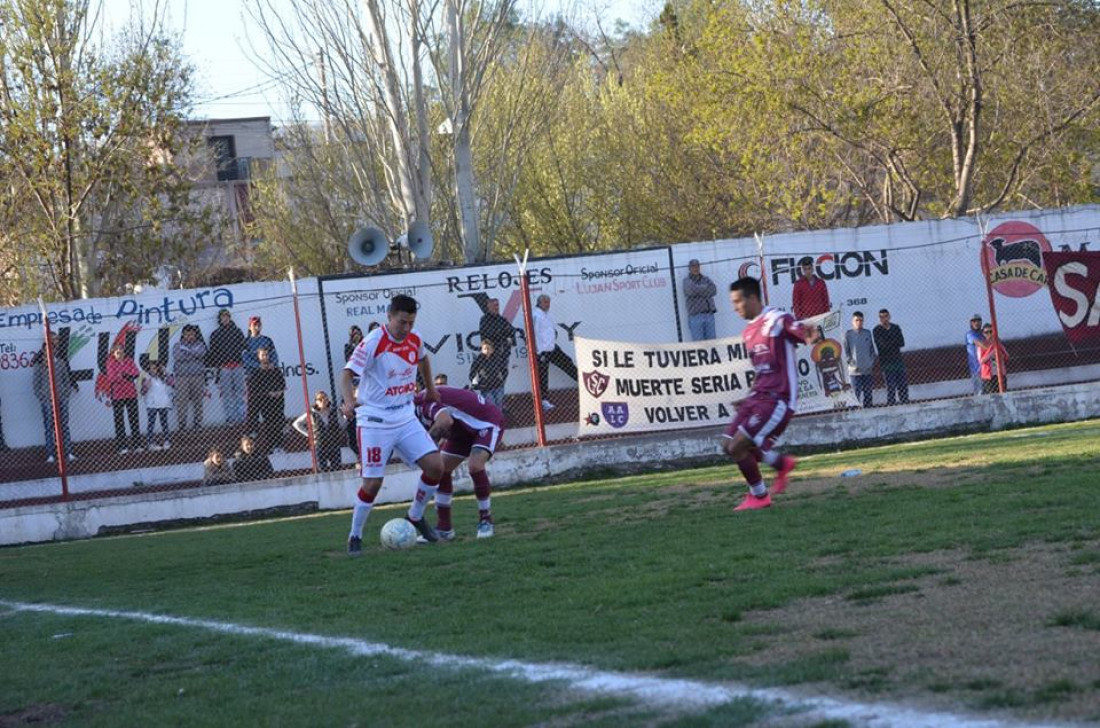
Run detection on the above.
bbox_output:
[1,600,1057,728]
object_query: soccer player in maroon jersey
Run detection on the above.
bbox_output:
[339,295,444,555]
[414,386,504,539]
[725,277,812,511]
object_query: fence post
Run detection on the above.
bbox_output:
[755,232,769,305]
[515,250,547,446]
[289,270,319,473]
[976,215,1007,394]
[38,299,70,500]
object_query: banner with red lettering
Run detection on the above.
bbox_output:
[1043,251,1100,345]
[574,311,858,436]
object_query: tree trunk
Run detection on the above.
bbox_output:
[448,0,481,262]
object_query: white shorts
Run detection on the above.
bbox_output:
[356,417,437,478]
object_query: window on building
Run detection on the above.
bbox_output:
[207,135,238,181]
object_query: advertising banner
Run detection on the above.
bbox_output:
[1043,251,1100,345]
[575,311,857,437]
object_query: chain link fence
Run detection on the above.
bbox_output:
[2,206,1098,508]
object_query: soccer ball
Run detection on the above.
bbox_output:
[380,518,418,550]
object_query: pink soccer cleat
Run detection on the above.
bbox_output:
[772,455,799,494]
[733,493,772,511]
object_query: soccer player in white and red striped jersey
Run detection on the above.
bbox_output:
[725,276,812,511]
[339,295,443,555]
[414,386,504,540]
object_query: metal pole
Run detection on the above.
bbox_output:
[976,216,1006,394]
[755,233,769,305]
[38,299,70,500]
[289,270,319,473]
[515,251,547,446]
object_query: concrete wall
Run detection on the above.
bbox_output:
[3,381,1097,547]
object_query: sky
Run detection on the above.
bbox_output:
[101,0,656,126]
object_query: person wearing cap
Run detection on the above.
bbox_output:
[243,315,280,434]
[965,314,987,395]
[683,259,717,341]
[206,309,247,424]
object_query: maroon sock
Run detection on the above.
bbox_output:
[471,469,492,520]
[436,472,453,531]
[737,454,762,488]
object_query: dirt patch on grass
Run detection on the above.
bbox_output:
[0,704,66,727]
[739,544,1100,723]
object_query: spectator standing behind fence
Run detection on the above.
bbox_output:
[202,448,235,486]
[206,309,246,424]
[965,314,987,395]
[243,316,279,434]
[683,259,718,341]
[344,325,364,362]
[142,361,174,450]
[844,311,876,407]
[469,338,508,409]
[33,334,76,463]
[479,297,516,356]
[872,309,909,405]
[173,324,207,432]
[533,294,577,412]
[293,390,345,471]
[792,260,831,320]
[233,434,273,482]
[978,324,1009,394]
[104,344,141,454]
[249,347,286,454]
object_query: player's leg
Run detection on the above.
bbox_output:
[468,448,496,538]
[346,424,396,556]
[395,418,444,542]
[433,452,465,539]
[722,428,770,511]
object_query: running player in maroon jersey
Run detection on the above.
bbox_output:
[340,295,443,554]
[414,386,504,539]
[725,277,812,511]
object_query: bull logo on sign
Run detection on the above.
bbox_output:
[583,370,610,398]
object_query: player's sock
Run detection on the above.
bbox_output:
[737,455,763,490]
[407,474,440,521]
[349,488,375,538]
[471,469,492,521]
[749,481,767,497]
[758,448,781,468]
[436,473,454,531]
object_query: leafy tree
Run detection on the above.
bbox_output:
[0,0,220,303]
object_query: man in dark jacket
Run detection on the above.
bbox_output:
[206,309,247,424]
[872,309,909,405]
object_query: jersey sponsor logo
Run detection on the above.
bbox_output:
[385,382,417,396]
[583,369,610,398]
[601,401,629,428]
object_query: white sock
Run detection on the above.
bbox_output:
[407,479,438,521]
[477,497,491,512]
[760,449,780,467]
[349,501,372,538]
[749,481,767,497]
[435,491,453,509]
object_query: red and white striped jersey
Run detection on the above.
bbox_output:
[344,325,425,423]
[742,306,806,408]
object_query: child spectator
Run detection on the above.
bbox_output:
[104,344,141,454]
[468,338,508,408]
[142,361,174,450]
[293,390,346,471]
[202,447,235,486]
[233,434,274,482]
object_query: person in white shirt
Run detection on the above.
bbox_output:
[532,294,577,412]
[339,295,444,555]
[142,361,174,450]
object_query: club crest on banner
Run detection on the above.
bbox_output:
[583,370,610,398]
[601,402,629,428]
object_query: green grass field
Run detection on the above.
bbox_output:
[2,420,1100,727]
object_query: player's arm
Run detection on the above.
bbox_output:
[781,314,811,345]
[339,368,356,418]
[428,410,453,442]
[419,355,440,402]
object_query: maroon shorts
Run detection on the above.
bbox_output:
[441,424,503,460]
[723,396,793,449]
